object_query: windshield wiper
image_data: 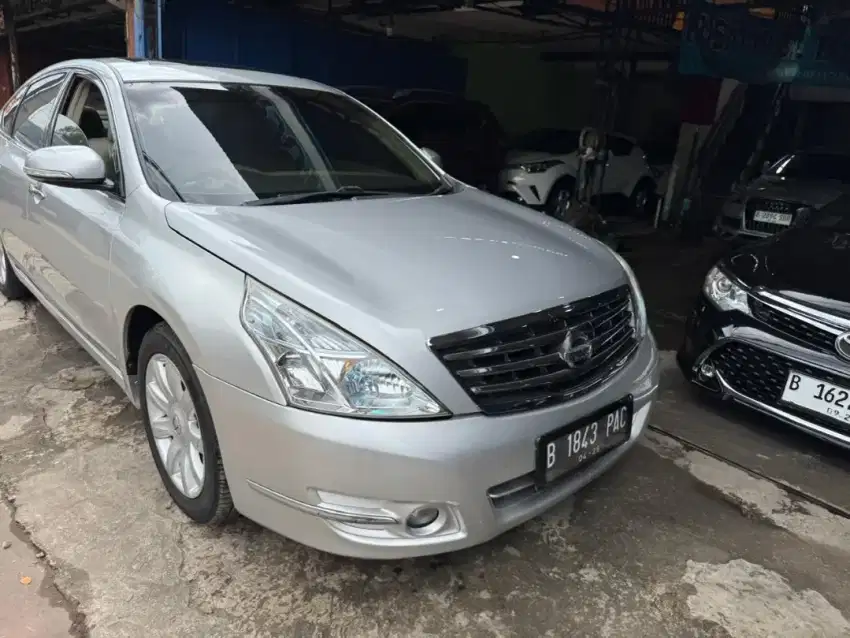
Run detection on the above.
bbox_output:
[141,152,185,202]
[242,186,400,207]
[430,182,455,195]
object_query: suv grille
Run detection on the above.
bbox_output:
[750,298,838,354]
[429,286,638,415]
[744,198,801,235]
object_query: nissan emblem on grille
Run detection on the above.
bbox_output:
[558,329,594,368]
[835,331,850,362]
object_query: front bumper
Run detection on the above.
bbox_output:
[498,167,551,207]
[678,294,850,449]
[198,334,659,559]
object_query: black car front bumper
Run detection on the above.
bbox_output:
[677,293,850,448]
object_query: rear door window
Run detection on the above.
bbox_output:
[12,73,66,149]
[0,85,27,136]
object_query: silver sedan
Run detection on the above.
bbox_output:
[0,59,659,558]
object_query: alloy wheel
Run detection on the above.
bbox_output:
[554,187,572,219]
[145,353,205,498]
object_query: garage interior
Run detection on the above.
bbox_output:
[0,1,845,335]
[3,4,850,632]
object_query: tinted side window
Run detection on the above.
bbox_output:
[608,135,635,157]
[0,86,27,135]
[13,73,65,148]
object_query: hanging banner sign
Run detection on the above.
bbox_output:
[679,1,850,88]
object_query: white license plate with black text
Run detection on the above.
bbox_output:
[781,372,850,424]
[535,398,633,485]
[753,210,792,226]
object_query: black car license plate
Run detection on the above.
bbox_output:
[535,397,633,486]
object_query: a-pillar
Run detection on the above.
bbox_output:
[125,0,146,58]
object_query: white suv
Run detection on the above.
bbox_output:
[498,129,656,218]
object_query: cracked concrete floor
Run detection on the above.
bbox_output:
[3,295,850,637]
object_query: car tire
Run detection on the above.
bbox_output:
[629,179,656,219]
[545,177,576,221]
[0,237,30,300]
[139,322,234,525]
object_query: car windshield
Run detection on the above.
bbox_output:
[511,129,579,154]
[807,195,850,232]
[124,82,445,205]
[767,152,850,182]
[387,100,503,142]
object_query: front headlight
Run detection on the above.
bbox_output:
[519,159,564,173]
[703,265,750,314]
[612,251,648,340]
[241,279,449,418]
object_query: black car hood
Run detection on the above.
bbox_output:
[725,229,850,309]
[746,176,850,209]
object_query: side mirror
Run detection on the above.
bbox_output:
[24,146,107,189]
[794,206,813,227]
[421,147,442,168]
[761,160,771,175]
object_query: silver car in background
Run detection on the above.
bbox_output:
[0,59,659,558]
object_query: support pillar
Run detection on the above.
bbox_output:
[1,0,20,91]
[125,0,146,58]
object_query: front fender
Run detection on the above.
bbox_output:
[110,194,284,407]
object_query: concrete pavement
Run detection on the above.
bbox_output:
[2,294,850,637]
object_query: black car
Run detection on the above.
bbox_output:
[715,150,850,240]
[342,86,506,192]
[679,198,850,448]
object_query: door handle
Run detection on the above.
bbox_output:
[28,183,45,202]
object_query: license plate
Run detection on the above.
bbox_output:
[535,397,633,485]
[782,372,850,425]
[753,210,792,226]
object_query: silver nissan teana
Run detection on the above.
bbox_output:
[0,59,659,558]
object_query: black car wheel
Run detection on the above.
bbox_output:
[629,179,656,219]
[545,177,576,221]
[139,322,234,525]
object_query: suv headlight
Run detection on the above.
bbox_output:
[241,278,449,418]
[703,265,749,314]
[519,159,563,173]
[612,251,648,340]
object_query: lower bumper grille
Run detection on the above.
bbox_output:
[710,341,850,433]
[430,286,638,415]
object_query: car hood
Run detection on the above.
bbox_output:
[505,149,578,167]
[165,189,627,343]
[724,229,850,306]
[746,177,850,209]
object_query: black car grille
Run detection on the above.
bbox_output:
[744,198,801,235]
[750,299,838,354]
[710,342,850,433]
[429,286,637,415]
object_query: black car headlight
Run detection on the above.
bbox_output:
[703,266,750,315]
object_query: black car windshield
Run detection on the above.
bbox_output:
[124,82,445,205]
[767,152,850,182]
[511,129,579,154]
[808,195,850,232]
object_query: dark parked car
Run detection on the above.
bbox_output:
[715,150,850,240]
[679,197,850,448]
[343,86,506,192]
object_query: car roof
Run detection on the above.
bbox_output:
[36,58,339,93]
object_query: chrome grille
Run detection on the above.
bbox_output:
[750,298,838,354]
[429,286,638,415]
[744,198,800,235]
